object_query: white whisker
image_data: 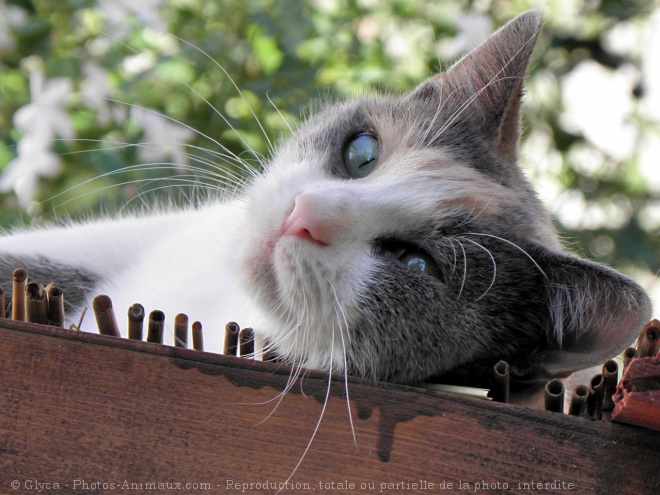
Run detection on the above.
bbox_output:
[328,279,356,447]
[99,31,270,165]
[275,336,334,495]
[168,33,275,156]
[266,90,294,136]
[459,237,497,301]
[463,232,547,278]
[430,26,540,144]
[454,238,468,300]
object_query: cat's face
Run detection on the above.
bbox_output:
[235,11,651,387]
[240,95,550,380]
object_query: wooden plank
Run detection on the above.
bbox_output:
[0,319,658,494]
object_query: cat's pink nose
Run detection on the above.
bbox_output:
[281,194,333,245]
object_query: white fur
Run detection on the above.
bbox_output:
[0,132,489,370]
[0,201,255,353]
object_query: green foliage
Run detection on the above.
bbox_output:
[0,0,658,294]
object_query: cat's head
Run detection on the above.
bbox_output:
[236,10,652,388]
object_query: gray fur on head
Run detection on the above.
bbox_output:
[346,11,651,386]
[246,10,651,388]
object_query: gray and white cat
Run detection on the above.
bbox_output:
[0,11,652,398]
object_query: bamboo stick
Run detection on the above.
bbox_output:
[568,385,589,417]
[637,320,660,358]
[263,347,279,363]
[26,282,48,325]
[192,321,203,351]
[127,304,145,341]
[47,285,65,327]
[147,310,165,344]
[0,286,5,318]
[601,360,618,412]
[174,313,189,348]
[239,327,254,358]
[92,295,121,337]
[12,268,27,321]
[544,379,565,413]
[490,360,509,403]
[623,347,637,370]
[587,374,605,420]
[224,322,239,356]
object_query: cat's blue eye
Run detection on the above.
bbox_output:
[399,251,441,279]
[344,133,380,178]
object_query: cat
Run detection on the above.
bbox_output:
[0,10,652,401]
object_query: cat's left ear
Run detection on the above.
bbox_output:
[413,10,543,163]
[535,246,652,377]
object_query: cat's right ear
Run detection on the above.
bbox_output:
[411,10,543,163]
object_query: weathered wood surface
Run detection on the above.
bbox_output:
[0,319,658,495]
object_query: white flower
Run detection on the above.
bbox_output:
[438,12,493,60]
[641,8,660,122]
[634,8,660,193]
[81,62,126,125]
[13,69,74,141]
[120,52,157,77]
[0,139,61,209]
[1,69,73,209]
[0,0,27,50]
[130,107,195,171]
[560,60,638,161]
[98,0,166,33]
[639,136,660,193]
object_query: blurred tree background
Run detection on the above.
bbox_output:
[0,0,658,308]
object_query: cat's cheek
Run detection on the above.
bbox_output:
[271,238,370,307]
[271,237,318,286]
[238,235,310,313]
[234,233,275,305]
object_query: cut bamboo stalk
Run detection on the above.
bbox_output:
[127,303,145,341]
[490,360,509,403]
[92,295,121,337]
[623,347,637,370]
[544,379,565,413]
[224,322,239,356]
[0,286,5,318]
[602,360,618,411]
[587,374,605,420]
[174,313,189,348]
[263,348,279,363]
[26,281,48,325]
[47,285,65,327]
[568,385,589,417]
[192,321,203,351]
[239,327,254,358]
[637,320,660,358]
[12,268,27,321]
[147,310,165,344]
